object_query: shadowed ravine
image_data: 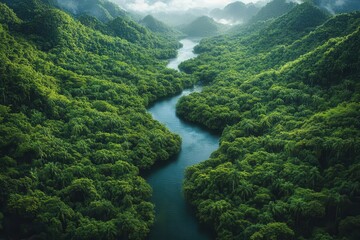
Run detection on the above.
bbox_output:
[145,39,219,240]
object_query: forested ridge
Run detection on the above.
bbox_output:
[177,2,360,240]
[0,1,194,239]
[1,0,360,239]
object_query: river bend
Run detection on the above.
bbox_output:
[146,38,219,240]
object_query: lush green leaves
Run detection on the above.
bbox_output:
[179,3,360,240]
[0,1,189,239]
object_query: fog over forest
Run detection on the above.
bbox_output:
[111,0,239,12]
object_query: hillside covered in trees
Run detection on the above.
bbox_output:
[177,2,360,240]
[181,16,227,37]
[139,15,183,38]
[1,0,360,239]
[0,0,195,239]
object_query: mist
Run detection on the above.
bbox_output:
[57,0,79,13]
[110,0,268,13]
[315,0,360,14]
[107,0,271,26]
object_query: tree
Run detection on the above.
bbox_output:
[62,178,99,204]
[250,222,295,240]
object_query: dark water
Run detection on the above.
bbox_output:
[145,39,219,240]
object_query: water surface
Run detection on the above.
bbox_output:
[167,38,201,71]
[146,38,219,240]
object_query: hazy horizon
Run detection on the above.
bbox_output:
[107,1,358,21]
[110,0,270,13]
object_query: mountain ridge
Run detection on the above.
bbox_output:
[0,2,192,239]
[181,15,227,37]
[210,1,260,24]
[139,14,184,39]
[175,2,360,239]
[0,0,359,239]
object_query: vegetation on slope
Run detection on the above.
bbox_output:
[177,3,360,239]
[139,15,183,37]
[3,0,180,59]
[181,16,226,37]
[56,0,127,22]
[0,1,193,239]
[250,0,297,23]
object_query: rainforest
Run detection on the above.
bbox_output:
[0,0,359,239]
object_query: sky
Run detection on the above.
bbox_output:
[109,0,356,14]
[110,0,268,12]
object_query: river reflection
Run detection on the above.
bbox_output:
[145,39,219,240]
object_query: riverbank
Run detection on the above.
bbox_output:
[145,38,218,240]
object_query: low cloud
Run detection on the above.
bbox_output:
[57,0,79,13]
[214,18,244,25]
[319,0,348,14]
[286,0,303,4]
[335,0,346,6]
[110,0,262,13]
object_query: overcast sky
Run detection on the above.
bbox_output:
[110,0,268,12]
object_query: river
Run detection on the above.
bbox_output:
[145,39,219,240]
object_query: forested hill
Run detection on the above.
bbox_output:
[181,16,226,37]
[139,15,182,36]
[2,0,128,22]
[250,0,297,23]
[177,2,360,240]
[56,0,127,22]
[2,0,181,59]
[0,1,194,239]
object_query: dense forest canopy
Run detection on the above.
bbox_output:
[249,0,297,23]
[1,0,360,239]
[177,2,360,240]
[0,0,195,239]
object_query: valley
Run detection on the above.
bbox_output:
[0,0,359,240]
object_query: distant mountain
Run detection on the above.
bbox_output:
[151,9,207,27]
[139,15,184,38]
[250,0,297,23]
[76,14,181,58]
[56,0,127,22]
[314,0,360,14]
[3,0,180,58]
[181,16,225,37]
[210,1,260,24]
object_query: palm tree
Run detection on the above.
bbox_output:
[237,180,254,201]
[307,167,322,188]
[290,198,306,224]
[228,169,241,193]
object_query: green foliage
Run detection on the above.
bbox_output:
[139,15,184,38]
[0,3,22,27]
[0,1,191,239]
[0,0,56,21]
[178,3,360,240]
[56,0,127,22]
[250,222,295,240]
[250,0,297,23]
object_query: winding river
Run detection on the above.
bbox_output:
[145,39,219,239]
